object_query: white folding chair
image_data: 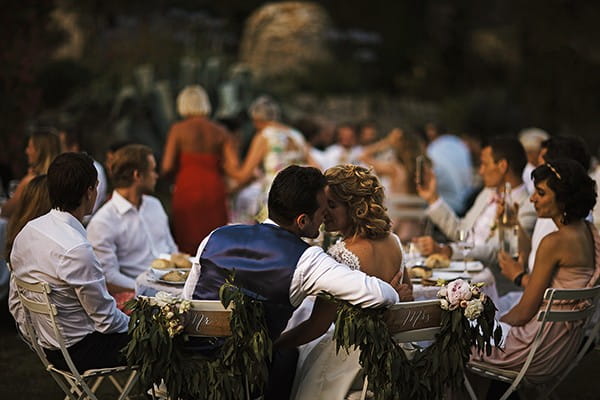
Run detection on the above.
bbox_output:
[13,277,139,400]
[464,285,600,400]
[358,299,442,400]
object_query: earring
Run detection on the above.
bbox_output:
[561,211,567,224]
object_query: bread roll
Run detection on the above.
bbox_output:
[425,254,450,269]
[161,270,189,282]
[409,266,433,279]
[151,258,175,270]
[171,253,192,269]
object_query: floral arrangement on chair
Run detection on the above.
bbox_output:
[124,280,271,400]
[330,279,503,400]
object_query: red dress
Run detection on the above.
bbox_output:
[172,152,228,254]
[167,116,230,254]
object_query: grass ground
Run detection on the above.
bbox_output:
[1,297,598,399]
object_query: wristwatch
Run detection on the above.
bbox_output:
[513,271,526,287]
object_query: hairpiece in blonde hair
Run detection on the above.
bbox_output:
[546,162,562,180]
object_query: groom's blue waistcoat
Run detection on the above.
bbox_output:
[192,223,310,338]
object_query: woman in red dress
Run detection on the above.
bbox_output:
[162,85,238,254]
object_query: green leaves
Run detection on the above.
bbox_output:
[124,279,272,400]
[327,294,502,400]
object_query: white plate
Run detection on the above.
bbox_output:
[431,271,471,281]
[434,261,483,273]
[159,253,198,264]
[150,267,190,278]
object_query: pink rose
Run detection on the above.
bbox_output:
[446,279,472,305]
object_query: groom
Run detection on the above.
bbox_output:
[183,165,400,399]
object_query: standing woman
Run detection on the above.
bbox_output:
[1,130,60,218]
[228,95,316,222]
[472,158,599,386]
[162,85,238,254]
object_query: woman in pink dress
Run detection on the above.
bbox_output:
[472,158,599,384]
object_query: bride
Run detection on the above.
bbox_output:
[276,164,413,400]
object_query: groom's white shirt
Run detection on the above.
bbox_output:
[183,219,399,307]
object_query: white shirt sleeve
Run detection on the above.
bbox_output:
[182,234,211,299]
[57,243,129,333]
[289,246,399,308]
[87,218,136,289]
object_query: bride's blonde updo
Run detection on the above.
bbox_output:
[325,164,391,240]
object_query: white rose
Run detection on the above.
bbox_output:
[464,299,484,320]
[446,279,472,305]
[471,286,481,296]
[437,286,448,298]
[460,299,469,308]
[165,311,175,320]
[440,299,449,310]
[156,291,175,304]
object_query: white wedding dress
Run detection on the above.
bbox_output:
[290,237,405,400]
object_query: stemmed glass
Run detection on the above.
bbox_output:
[457,228,474,275]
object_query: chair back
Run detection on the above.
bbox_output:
[184,300,233,337]
[539,285,600,397]
[12,277,70,371]
[385,299,442,342]
[13,277,139,400]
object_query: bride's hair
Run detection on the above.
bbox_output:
[325,164,391,239]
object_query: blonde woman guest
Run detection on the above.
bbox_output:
[1,130,60,218]
[277,165,413,400]
[227,95,317,223]
[162,85,238,254]
[5,175,51,259]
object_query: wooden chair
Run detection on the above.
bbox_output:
[464,285,600,400]
[358,299,442,400]
[12,276,139,400]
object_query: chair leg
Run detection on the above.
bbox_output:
[117,370,140,400]
[360,376,369,400]
[464,373,478,400]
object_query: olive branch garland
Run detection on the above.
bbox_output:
[123,277,271,400]
[326,288,502,400]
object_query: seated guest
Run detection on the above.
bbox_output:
[8,153,129,371]
[87,144,177,300]
[518,128,549,195]
[1,129,60,218]
[183,165,402,399]
[472,159,599,385]
[415,137,537,289]
[278,164,413,400]
[320,122,362,170]
[5,175,51,259]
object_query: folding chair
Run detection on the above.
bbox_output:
[13,276,139,400]
[464,285,600,400]
[358,299,442,400]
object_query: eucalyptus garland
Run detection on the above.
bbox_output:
[329,287,502,400]
[124,280,272,400]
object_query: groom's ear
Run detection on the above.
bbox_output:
[295,213,307,230]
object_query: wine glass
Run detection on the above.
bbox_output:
[457,228,474,275]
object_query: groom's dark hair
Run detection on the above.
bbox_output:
[268,165,327,225]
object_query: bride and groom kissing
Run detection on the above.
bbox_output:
[183,164,412,399]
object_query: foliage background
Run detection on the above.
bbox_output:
[1,0,599,179]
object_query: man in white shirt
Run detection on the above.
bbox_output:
[9,152,129,371]
[321,123,363,170]
[87,144,177,298]
[415,137,537,292]
[183,165,401,399]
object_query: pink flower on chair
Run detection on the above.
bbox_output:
[446,279,472,305]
